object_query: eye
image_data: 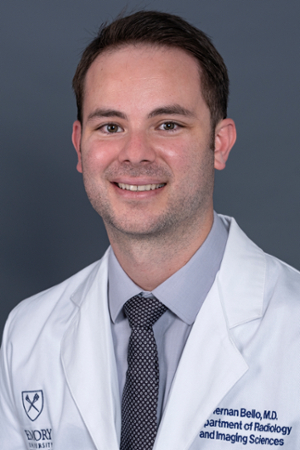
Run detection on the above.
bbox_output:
[158,122,180,131]
[100,123,123,134]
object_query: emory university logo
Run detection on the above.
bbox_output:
[22,390,44,421]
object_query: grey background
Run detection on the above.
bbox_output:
[1,0,300,339]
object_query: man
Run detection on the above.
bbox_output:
[0,10,299,450]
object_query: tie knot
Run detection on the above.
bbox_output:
[124,295,167,329]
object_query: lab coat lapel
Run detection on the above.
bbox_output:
[61,251,121,450]
[154,282,248,450]
[154,217,266,450]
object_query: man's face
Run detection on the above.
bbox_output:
[73,45,227,240]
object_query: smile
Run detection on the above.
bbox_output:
[117,183,165,191]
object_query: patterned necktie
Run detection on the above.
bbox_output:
[120,295,167,450]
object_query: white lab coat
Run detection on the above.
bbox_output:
[0,215,299,449]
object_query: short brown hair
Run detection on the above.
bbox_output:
[72,10,229,129]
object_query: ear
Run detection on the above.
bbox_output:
[72,120,83,173]
[214,118,237,171]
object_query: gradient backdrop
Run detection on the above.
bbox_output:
[1,0,300,339]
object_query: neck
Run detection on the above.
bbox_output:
[106,210,214,291]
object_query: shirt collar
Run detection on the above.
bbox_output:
[108,211,228,325]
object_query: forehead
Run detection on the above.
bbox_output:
[90,43,200,72]
[83,44,203,109]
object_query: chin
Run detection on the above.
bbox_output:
[103,214,172,239]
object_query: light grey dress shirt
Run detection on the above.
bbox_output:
[108,211,228,424]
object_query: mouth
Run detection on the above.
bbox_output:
[116,183,166,192]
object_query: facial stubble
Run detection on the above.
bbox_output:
[81,141,215,246]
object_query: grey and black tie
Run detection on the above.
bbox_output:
[120,294,167,450]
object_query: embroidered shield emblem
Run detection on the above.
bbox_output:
[22,390,44,421]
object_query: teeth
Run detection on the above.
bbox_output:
[117,183,165,191]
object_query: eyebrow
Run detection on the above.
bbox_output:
[148,104,195,119]
[87,109,128,121]
[87,104,195,122]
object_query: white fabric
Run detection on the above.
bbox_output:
[109,211,228,420]
[0,215,299,449]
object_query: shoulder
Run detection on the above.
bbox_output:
[264,252,300,307]
[3,252,109,344]
[220,213,300,286]
[218,214,300,320]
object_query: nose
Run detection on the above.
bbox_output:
[118,131,156,165]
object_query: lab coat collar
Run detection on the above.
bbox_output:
[61,249,121,450]
[61,215,266,450]
[154,216,266,450]
[218,215,265,328]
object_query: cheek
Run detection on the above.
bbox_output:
[81,140,116,175]
[154,137,190,165]
[156,138,205,177]
[176,145,214,190]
